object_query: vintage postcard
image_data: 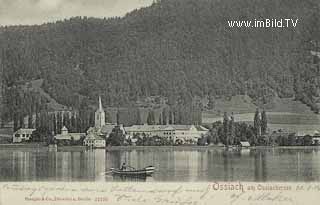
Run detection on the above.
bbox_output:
[0,0,320,204]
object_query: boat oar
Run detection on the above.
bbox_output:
[100,171,113,176]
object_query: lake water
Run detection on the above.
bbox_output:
[0,147,320,182]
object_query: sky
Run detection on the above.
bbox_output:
[0,0,154,26]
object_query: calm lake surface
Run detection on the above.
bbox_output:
[0,147,320,182]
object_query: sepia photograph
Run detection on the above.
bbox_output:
[0,0,320,191]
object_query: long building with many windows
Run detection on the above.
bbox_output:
[124,124,209,144]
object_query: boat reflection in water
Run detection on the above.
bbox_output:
[111,175,154,182]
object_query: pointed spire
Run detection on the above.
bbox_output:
[99,96,103,111]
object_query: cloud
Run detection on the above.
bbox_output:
[0,0,153,26]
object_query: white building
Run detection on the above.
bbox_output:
[125,124,175,139]
[125,124,209,144]
[12,128,35,143]
[54,126,85,142]
[174,125,208,143]
[83,133,106,148]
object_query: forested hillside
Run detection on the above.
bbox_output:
[0,0,319,126]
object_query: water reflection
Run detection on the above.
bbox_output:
[0,148,320,182]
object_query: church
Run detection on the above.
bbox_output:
[83,96,107,148]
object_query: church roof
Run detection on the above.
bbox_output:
[98,96,104,111]
[101,123,117,134]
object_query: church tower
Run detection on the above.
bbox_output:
[95,96,105,128]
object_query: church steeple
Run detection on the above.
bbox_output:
[99,96,103,111]
[95,96,105,128]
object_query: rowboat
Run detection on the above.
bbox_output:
[110,166,155,177]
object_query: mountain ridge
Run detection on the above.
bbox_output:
[0,0,319,124]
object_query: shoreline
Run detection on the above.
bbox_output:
[105,145,320,151]
[0,143,48,150]
[1,144,320,151]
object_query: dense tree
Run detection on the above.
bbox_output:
[13,113,19,131]
[228,113,235,145]
[56,112,63,134]
[158,113,162,125]
[261,109,268,135]
[223,112,229,146]
[52,113,57,135]
[35,112,40,130]
[27,114,33,129]
[303,135,313,146]
[135,108,142,125]
[63,112,70,129]
[147,110,156,125]
[254,109,261,137]
[162,108,168,125]
[106,125,126,146]
[207,95,215,110]
[70,114,76,132]
[0,0,319,129]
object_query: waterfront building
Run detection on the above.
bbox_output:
[54,126,85,142]
[12,128,36,143]
[240,141,250,148]
[125,124,209,144]
[83,133,106,148]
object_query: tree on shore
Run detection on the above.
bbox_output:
[135,108,142,125]
[158,112,162,125]
[261,109,267,135]
[254,108,261,137]
[147,110,155,125]
[207,95,215,110]
[223,112,229,146]
[228,113,235,145]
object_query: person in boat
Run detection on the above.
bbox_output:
[120,162,127,171]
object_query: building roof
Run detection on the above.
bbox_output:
[125,125,174,132]
[84,133,105,141]
[172,125,194,130]
[54,135,72,140]
[124,124,209,132]
[240,141,250,147]
[195,125,209,131]
[54,133,85,141]
[296,130,320,136]
[14,128,36,135]
[100,123,117,134]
